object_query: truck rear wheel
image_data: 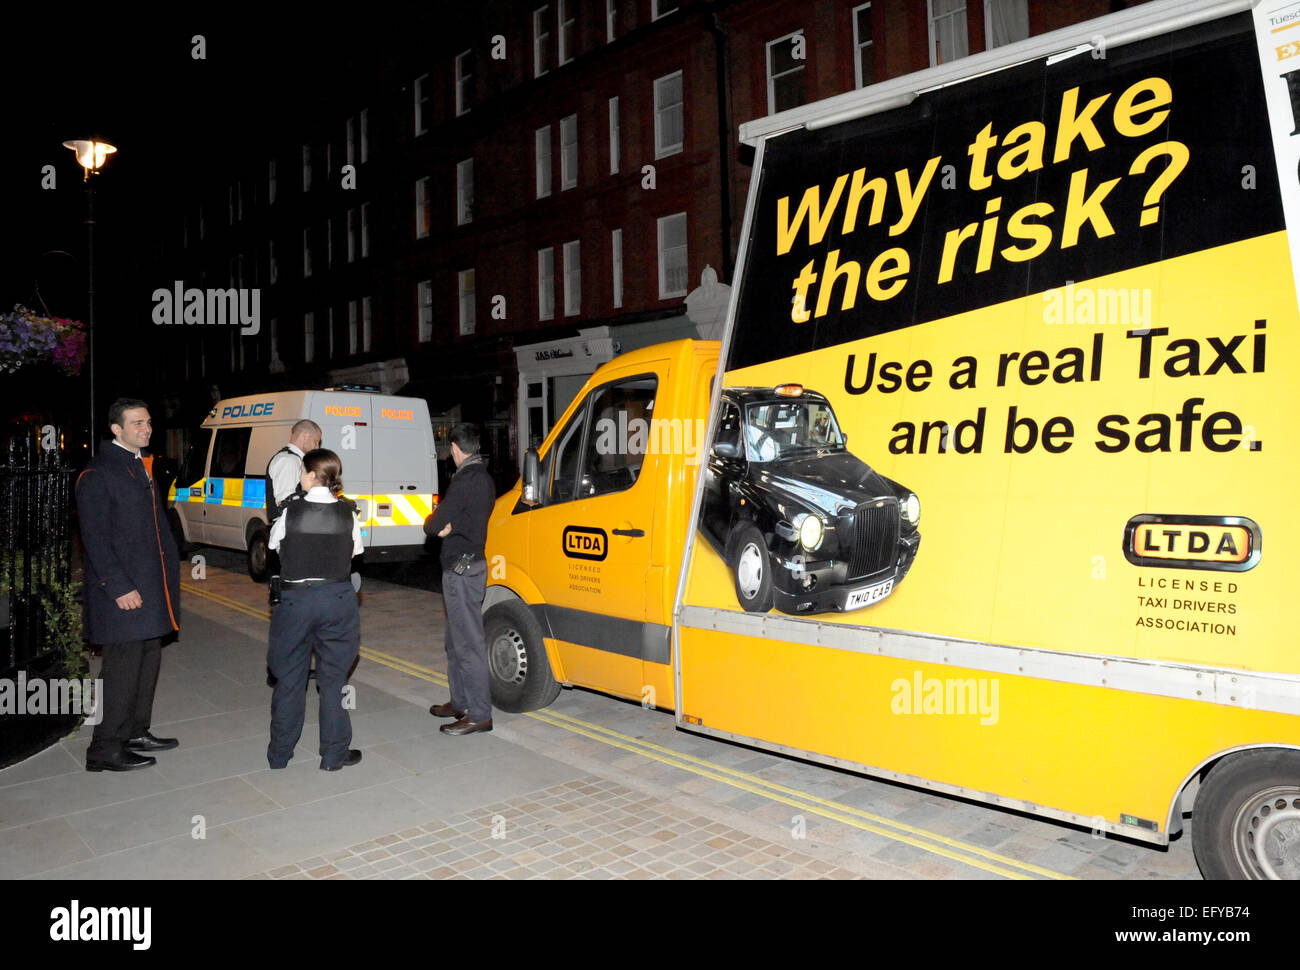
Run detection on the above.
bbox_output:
[484,600,560,713]
[728,523,774,613]
[1192,750,1300,879]
[247,527,270,583]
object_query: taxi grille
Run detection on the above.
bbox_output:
[846,501,899,580]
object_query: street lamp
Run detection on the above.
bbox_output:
[63,138,116,455]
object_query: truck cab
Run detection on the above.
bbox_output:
[483,339,718,713]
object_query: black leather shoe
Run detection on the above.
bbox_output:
[321,749,362,771]
[126,732,179,752]
[429,702,467,718]
[440,717,493,736]
[87,750,157,772]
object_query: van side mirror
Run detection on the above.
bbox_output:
[521,449,542,506]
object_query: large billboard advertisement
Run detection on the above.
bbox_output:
[684,13,1297,675]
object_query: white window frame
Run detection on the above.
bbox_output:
[457,158,474,225]
[928,0,969,66]
[459,269,476,336]
[269,239,278,285]
[362,296,372,352]
[536,125,552,198]
[455,49,473,116]
[852,2,874,89]
[418,280,434,342]
[416,177,431,239]
[766,30,806,116]
[348,300,359,355]
[302,144,312,192]
[360,109,370,163]
[984,0,1029,49]
[559,0,575,65]
[346,117,356,165]
[361,202,371,258]
[606,0,617,42]
[302,228,312,278]
[608,96,620,174]
[652,0,678,20]
[560,114,578,190]
[654,70,684,159]
[657,212,688,299]
[347,208,357,263]
[534,6,550,78]
[414,73,430,135]
[538,247,555,321]
[304,312,315,363]
[563,240,580,316]
[268,158,277,205]
[611,228,623,308]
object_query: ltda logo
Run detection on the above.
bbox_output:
[562,526,608,561]
[1123,514,1261,571]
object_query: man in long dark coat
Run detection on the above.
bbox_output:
[76,397,181,771]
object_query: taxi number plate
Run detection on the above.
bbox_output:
[845,579,893,610]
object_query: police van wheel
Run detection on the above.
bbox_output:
[728,523,773,613]
[247,528,270,583]
[1192,750,1300,879]
[166,509,193,558]
[484,601,559,713]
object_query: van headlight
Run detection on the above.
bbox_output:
[902,492,921,526]
[792,512,824,550]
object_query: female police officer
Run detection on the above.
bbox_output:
[266,448,364,770]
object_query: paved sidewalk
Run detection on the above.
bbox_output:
[0,573,886,880]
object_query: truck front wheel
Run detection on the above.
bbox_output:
[484,601,560,713]
[1192,750,1300,879]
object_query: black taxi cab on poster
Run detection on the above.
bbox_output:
[700,384,920,615]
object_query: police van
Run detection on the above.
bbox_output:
[167,389,439,579]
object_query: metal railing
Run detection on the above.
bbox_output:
[1,427,74,676]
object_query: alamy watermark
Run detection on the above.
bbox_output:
[890,670,999,725]
[0,673,102,723]
[151,281,261,335]
[593,412,708,463]
[1042,280,1151,330]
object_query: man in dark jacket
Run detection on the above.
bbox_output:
[76,398,181,771]
[423,423,496,735]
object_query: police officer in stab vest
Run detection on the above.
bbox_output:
[265,419,322,601]
[266,448,363,770]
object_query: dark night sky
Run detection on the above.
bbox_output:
[3,8,407,318]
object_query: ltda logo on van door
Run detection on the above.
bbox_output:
[1123,514,1262,571]
[563,526,608,561]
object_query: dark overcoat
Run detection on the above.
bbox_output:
[76,441,181,644]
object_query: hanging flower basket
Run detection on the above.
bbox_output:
[0,306,87,377]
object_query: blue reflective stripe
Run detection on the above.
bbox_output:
[205,479,224,505]
[243,478,266,507]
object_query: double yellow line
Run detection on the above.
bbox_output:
[183,581,1070,879]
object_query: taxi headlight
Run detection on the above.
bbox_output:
[902,492,921,526]
[793,512,824,550]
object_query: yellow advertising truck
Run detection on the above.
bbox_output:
[484,0,1300,879]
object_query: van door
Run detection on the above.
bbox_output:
[528,364,665,700]
[205,426,253,549]
[171,427,213,543]
[366,397,437,557]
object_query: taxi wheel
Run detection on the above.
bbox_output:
[247,528,270,583]
[484,601,560,713]
[728,523,773,613]
[1192,750,1300,880]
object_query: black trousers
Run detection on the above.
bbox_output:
[267,582,360,768]
[88,637,163,758]
[443,561,491,722]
